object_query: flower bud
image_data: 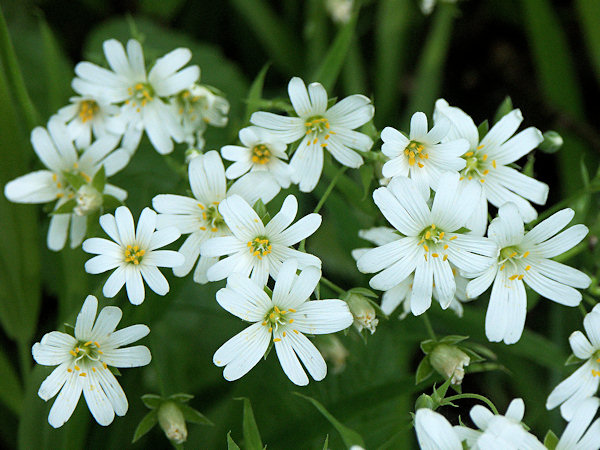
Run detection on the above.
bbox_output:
[414,394,436,411]
[185,148,203,163]
[346,294,378,334]
[74,184,102,216]
[325,0,354,24]
[316,335,349,374]
[538,130,563,153]
[158,401,188,444]
[429,344,470,385]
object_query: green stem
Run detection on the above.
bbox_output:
[313,165,348,215]
[319,276,346,295]
[444,393,499,415]
[18,339,31,383]
[421,312,437,341]
[583,293,598,307]
[0,4,40,130]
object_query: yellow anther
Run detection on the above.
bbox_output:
[69,350,77,357]
[74,365,81,371]
[313,138,318,145]
[274,306,280,313]
[321,143,327,147]
[268,327,273,333]
[432,253,439,258]
[509,274,518,280]
[84,341,92,346]
[477,145,485,150]
[492,160,497,168]
[425,231,431,240]
[459,176,464,181]
[92,367,96,372]
[288,308,296,313]
[443,244,449,250]
[293,329,299,334]
[510,251,517,257]
[283,331,287,337]
[464,151,474,157]
[523,251,530,258]
[79,372,87,377]
[289,319,294,324]
[273,338,281,342]
[135,83,144,90]
[500,264,505,271]
[423,244,429,252]
[211,227,218,232]
[102,362,108,369]
[424,254,428,261]
[468,176,473,180]
[67,368,72,373]
[517,275,524,280]
[482,154,488,160]
[197,203,205,210]
[450,236,457,241]
[479,179,485,183]
[200,226,207,231]
[482,170,489,175]
[525,265,531,271]
[94,341,100,347]
[443,254,448,261]
[417,162,424,168]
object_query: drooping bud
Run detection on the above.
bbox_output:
[414,394,436,411]
[315,335,349,374]
[429,344,470,385]
[325,0,354,24]
[74,184,102,216]
[538,130,563,153]
[346,293,378,334]
[157,401,188,444]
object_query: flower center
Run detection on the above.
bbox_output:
[68,340,108,376]
[261,305,297,335]
[498,246,531,281]
[198,202,224,232]
[459,145,497,183]
[304,115,335,148]
[404,141,428,168]
[74,184,102,216]
[124,244,145,265]
[78,100,99,123]
[247,236,272,259]
[251,144,271,164]
[417,224,452,261]
[126,82,155,110]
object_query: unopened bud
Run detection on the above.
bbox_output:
[158,401,188,444]
[538,130,563,153]
[74,184,102,216]
[185,148,203,163]
[415,394,436,410]
[429,344,470,385]
[316,335,349,374]
[325,0,354,24]
[346,294,378,334]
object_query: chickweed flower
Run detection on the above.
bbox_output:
[466,203,591,344]
[251,77,374,192]
[414,408,462,450]
[32,295,151,428]
[83,206,184,305]
[213,260,353,385]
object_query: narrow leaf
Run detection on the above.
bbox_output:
[227,431,241,450]
[245,63,270,122]
[62,171,86,190]
[132,410,158,443]
[493,96,513,124]
[415,356,434,384]
[235,397,263,450]
[141,394,163,409]
[91,165,106,192]
[179,404,214,426]
[0,345,22,415]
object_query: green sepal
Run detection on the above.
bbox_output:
[431,376,453,403]
[62,322,75,336]
[565,353,584,366]
[109,366,121,377]
[51,199,76,215]
[326,97,338,109]
[91,165,106,192]
[453,226,471,234]
[178,403,214,426]
[168,393,194,403]
[346,287,378,299]
[459,347,486,364]
[252,199,269,223]
[477,120,489,141]
[415,356,434,384]
[522,153,535,178]
[420,339,437,354]
[439,335,469,345]
[543,429,559,450]
[493,96,513,124]
[132,409,158,443]
[62,170,86,190]
[141,393,164,409]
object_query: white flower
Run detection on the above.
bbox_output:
[455,398,545,449]
[414,408,462,450]
[380,112,469,199]
[82,206,184,305]
[356,173,497,316]
[32,295,151,428]
[547,306,600,420]
[152,151,280,284]
[556,397,600,449]
[325,0,354,24]
[4,117,129,251]
[56,96,125,149]
[213,260,353,385]
[352,226,473,318]
[73,39,199,154]
[434,99,548,235]
[251,77,374,192]
[221,126,292,192]
[200,194,322,287]
[466,203,591,344]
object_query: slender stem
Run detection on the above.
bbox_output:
[583,293,598,307]
[444,393,499,415]
[0,4,40,129]
[579,303,588,317]
[314,165,348,215]
[320,276,346,295]
[421,312,437,341]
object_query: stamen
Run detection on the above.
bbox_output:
[273,338,281,342]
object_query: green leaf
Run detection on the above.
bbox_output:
[322,434,329,450]
[293,392,365,448]
[252,199,269,223]
[576,0,600,83]
[245,63,270,122]
[235,397,263,450]
[132,409,158,443]
[178,403,214,426]
[564,353,584,366]
[0,345,22,415]
[431,376,453,403]
[109,366,122,377]
[477,120,489,141]
[543,429,559,450]
[493,96,513,124]
[312,13,358,91]
[358,164,374,200]
[91,165,106,192]
[438,335,469,345]
[420,339,436,355]
[227,431,241,450]
[62,170,86,190]
[141,394,164,409]
[51,199,77,215]
[415,356,434,384]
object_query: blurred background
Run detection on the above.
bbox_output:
[0,0,599,448]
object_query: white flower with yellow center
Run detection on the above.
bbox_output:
[4,117,129,251]
[32,295,151,428]
[547,306,600,420]
[356,173,497,316]
[73,39,199,154]
[414,408,462,450]
[56,96,125,149]
[172,83,230,149]
[221,126,292,191]
[380,112,469,199]
[251,77,374,192]
[434,99,548,235]
[152,150,279,284]
[82,206,184,305]
[555,397,600,449]
[200,194,322,287]
[466,203,591,344]
[213,260,353,385]
[352,226,473,319]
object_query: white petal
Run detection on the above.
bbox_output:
[148,227,180,251]
[172,232,202,277]
[274,331,308,386]
[38,363,69,400]
[290,139,324,192]
[75,295,98,338]
[286,330,327,381]
[4,171,58,203]
[104,324,149,348]
[276,214,321,246]
[289,300,353,334]
[100,346,151,367]
[409,112,428,139]
[214,322,270,380]
[410,258,433,315]
[504,398,525,422]
[569,331,594,360]
[47,372,84,428]
[523,208,574,245]
[217,277,271,322]
[279,264,321,310]
[149,48,192,83]
[48,214,70,251]
[546,360,598,417]
[103,265,127,298]
[143,250,185,268]
[525,268,582,306]
[90,306,122,341]
[83,237,122,256]
[115,206,135,245]
[357,237,415,273]
[584,311,600,348]
[125,266,145,305]
[95,365,128,416]
[480,109,523,149]
[265,195,298,236]
[368,245,420,291]
[415,408,462,450]
[326,95,374,129]
[152,194,199,215]
[83,369,115,426]
[534,225,589,258]
[288,77,312,116]
[219,195,264,239]
[533,259,591,289]
[153,66,199,97]
[433,99,479,149]
[143,103,173,154]
[325,137,364,168]
[140,265,169,296]
[372,186,420,236]
[388,176,431,227]
[99,212,121,244]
